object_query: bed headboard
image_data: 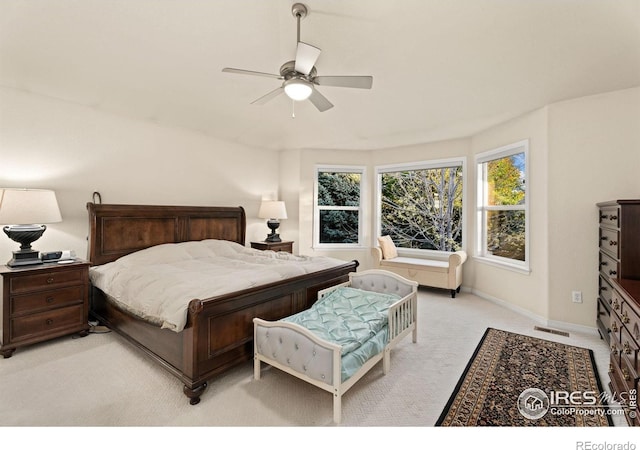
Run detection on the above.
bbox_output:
[86,203,246,266]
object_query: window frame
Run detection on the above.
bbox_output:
[475,139,530,273]
[375,157,466,258]
[313,165,366,249]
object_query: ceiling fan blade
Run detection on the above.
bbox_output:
[251,86,284,105]
[222,68,282,79]
[314,76,373,89]
[294,42,321,75]
[308,89,333,112]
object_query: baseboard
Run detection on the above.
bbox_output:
[469,287,600,338]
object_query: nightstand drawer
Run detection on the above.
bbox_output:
[9,267,86,294]
[11,304,85,342]
[10,286,84,316]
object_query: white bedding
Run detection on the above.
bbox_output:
[89,239,348,332]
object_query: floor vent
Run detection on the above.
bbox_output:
[534,326,570,337]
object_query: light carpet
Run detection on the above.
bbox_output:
[0,287,632,443]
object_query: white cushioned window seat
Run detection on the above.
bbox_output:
[373,236,467,298]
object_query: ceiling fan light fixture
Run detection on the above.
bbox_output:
[284,78,313,101]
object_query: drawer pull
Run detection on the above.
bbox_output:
[622,368,630,381]
[601,236,607,241]
[609,240,618,246]
[46,277,54,284]
[45,319,53,326]
[609,270,617,276]
[613,299,620,310]
[599,285,608,292]
[609,363,613,372]
[46,296,55,304]
[622,311,630,324]
[623,341,632,355]
[612,321,618,332]
[609,215,618,220]
[611,344,617,353]
[600,261,608,266]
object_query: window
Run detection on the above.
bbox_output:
[314,166,365,247]
[376,158,464,253]
[476,140,528,271]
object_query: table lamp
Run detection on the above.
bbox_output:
[258,200,287,242]
[0,188,62,267]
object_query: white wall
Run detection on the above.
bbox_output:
[293,89,638,331]
[469,107,550,321]
[0,87,281,261]
[547,87,640,328]
[2,85,638,330]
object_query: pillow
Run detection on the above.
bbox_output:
[378,235,398,260]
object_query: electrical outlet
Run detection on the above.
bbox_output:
[572,291,583,303]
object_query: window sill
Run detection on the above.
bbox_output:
[473,255,531,275]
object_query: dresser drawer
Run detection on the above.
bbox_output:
[621,299,640,345]
[599,252,619,278]
[9,267,86,294]
[10,304,85,342]
[599,227,620,259]
[599,205,620,229]
[620,326,639,376]
[599,275,614,306]
[10,286,84,316]
[611,289,623,317]
[610,313,622,343]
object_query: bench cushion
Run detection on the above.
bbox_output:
[380,256,450,273]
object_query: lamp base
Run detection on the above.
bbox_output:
[265,219,282,243]
[7,249,43,267]
[265,233,282,243]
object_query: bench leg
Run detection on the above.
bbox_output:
[450,289,456,298]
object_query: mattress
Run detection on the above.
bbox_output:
[89,239,348,332]
[283,286,401,381]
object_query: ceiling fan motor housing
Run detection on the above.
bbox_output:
[280,61,316,81]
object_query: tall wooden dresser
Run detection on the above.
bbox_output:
[597,199,640,426]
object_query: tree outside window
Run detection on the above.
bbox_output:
[378,161,464,252]
[315,168,363,246]
[477,141,528,268]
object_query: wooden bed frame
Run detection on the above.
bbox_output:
[86,202,358,405]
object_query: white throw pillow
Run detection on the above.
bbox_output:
[378,235,398,260]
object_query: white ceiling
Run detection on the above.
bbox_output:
[1,0,639,151]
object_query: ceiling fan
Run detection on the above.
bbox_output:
[222,3,373,112]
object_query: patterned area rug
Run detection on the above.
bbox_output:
[436,328,612,426]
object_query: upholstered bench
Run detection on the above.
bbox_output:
[373,236,467,298]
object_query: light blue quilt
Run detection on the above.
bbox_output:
[283,286,401,381]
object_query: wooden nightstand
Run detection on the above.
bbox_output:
[0,260,90,358]
[251,241,294,253]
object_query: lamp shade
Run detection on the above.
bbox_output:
[0,189,62,225]
[258,200,287,220]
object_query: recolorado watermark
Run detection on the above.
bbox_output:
[516,387,636,420]
[575,442,636,450]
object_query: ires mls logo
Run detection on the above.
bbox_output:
[517,388,549,420]
[517,387,635,420]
